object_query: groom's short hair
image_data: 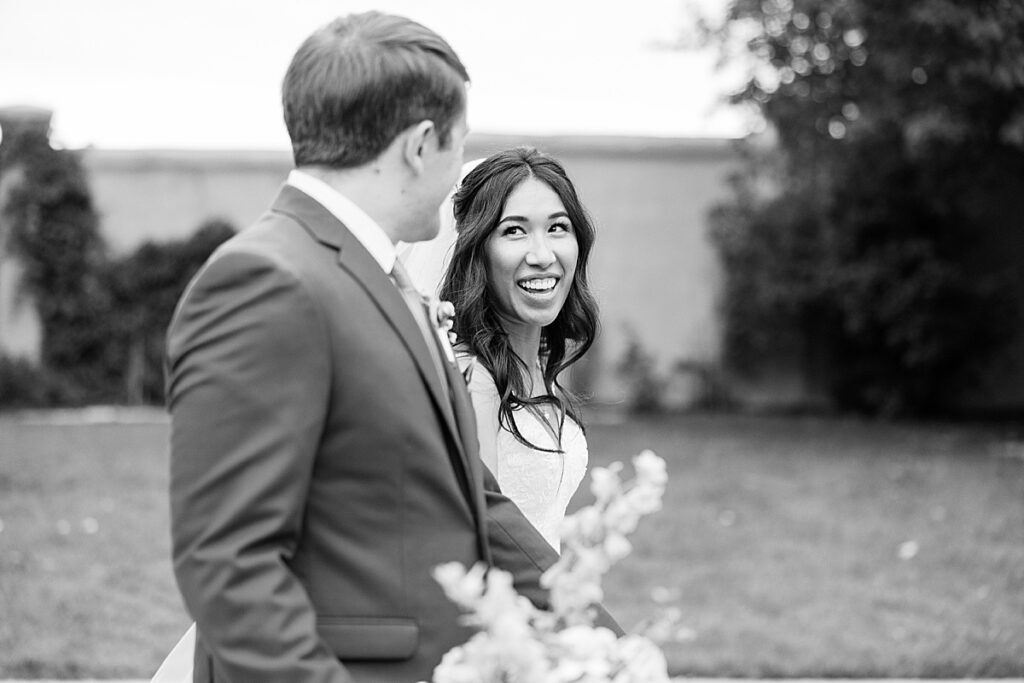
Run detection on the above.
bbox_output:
[283,11,469,169]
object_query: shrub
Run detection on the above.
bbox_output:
[617,334,667,414]
[0,356,58,408]
[1,128,119,404]
[106,219,236,404]
[1,124,236,407]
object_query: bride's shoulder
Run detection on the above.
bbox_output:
[453,344,474,371]
[453,346,497,398]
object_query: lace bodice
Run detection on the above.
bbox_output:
[461,356,588,552]
[494,408,588,552]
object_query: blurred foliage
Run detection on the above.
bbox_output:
[709,0,1024,415]
[617,333,668,414]
[106,219,235,404]
[0,128,118,404]
[0,130,234,407]
[0,356,65,408]
[616,331,736,413]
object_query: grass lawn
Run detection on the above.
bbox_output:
[0,411,1022,678]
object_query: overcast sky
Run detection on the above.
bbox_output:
[0,0,747,149]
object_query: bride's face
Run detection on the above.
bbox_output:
[484,177,579,334]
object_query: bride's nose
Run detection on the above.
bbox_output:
[524,236,556,267]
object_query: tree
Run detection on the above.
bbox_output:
[709,0,1024,415]
[0,119,235,407]
[0,125,118,403]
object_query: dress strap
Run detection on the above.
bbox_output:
[454,347,477,385]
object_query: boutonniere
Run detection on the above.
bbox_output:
[424,295,457,359]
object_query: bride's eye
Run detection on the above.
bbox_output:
[550,222,572,234]
[499,225,525,237]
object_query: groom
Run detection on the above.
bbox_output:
[166,12,614,683]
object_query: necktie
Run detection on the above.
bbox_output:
[392,260,475,510]
[390,258,453,400]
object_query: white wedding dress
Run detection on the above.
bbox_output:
[153,159,588,681]
[460,355,588,552]
[492,407,588,551]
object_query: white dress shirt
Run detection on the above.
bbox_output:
[286,169,396,274]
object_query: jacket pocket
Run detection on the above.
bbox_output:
[317,616,419,660]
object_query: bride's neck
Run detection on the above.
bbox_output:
[503,326,546,397]
[501,320,538,362]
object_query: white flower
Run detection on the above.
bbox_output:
[548,571,604,623]
[633,450,667,487]
[559,514,580,540]
[589,463,623,502]
[426,296,455,333]
[551,626,618,682]
[574,505,604,542]
[611,635,671,682]
[625,483,663,516]
[431,647,481,683]
[430,451,671,683]
[603,532,633,562]
[433,561,466,588]
[603,498,641,535]
[557,625,618,657]
[577,545,613,577]
[433,562,487,609]
[424,295,458,350]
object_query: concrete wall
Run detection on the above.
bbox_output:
[82,149,293,254]
[79,135,742,406]
[31,135,1022,412]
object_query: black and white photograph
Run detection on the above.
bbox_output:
[0,1,1022,681]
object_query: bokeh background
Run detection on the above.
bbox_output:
[1,0,1022,678]
[0,0,751,411]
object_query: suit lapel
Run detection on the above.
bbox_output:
[269,186,480,517]
[446,360,487,524]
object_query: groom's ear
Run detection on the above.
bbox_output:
[401,120,435,175]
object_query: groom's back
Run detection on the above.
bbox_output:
[163,11,499,681]
[168,191,486,682]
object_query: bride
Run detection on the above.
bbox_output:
[435,147,599,552]
[153,147,600,680]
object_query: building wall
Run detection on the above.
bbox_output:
[82,149,293,254]
[80,135,741,406]
[69,136,1024,412]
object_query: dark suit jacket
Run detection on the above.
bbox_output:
[166,186,614,683]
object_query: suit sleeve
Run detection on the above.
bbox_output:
[477,445,624,634]
[462,360,623,635]
[464,361,500,473]
[166,249,352,682]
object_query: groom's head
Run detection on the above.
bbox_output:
[282,12,469,171]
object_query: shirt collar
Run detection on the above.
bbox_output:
[286,169,396,273]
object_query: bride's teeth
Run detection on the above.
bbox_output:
[520,278,556,291]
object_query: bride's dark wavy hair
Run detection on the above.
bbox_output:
[439,147,599,452]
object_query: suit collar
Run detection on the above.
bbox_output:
[285,170,396,273]
[269,184,352,251]
[446,361,488,530]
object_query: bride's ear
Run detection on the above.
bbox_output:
[401,120,435,175]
